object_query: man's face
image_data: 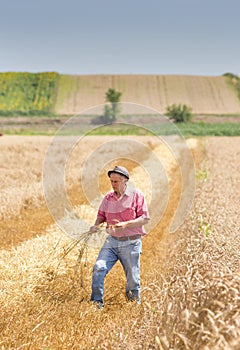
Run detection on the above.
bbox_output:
[110,173,127,194]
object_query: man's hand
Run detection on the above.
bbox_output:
[106,220,128,234]
[112,217,149,230]
[89,225,99,234]
[89,218,106,234]
[113,221,128,229]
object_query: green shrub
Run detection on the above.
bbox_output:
[166,103,193,123]
[104,88,122,122]
[223,72,240,100]
[91,88,122,124]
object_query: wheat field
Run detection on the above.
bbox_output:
[0,135,239,349]
[54,75,240,115]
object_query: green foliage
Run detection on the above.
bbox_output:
[166,103,193,123]
[153,121,240,136]
[196,167,209,182]
[89,123,151,135]
[223,72,240,99]
[177,122,240,136]
[105,88,122,103]
[3,119,240,136]
[91,88,123,124]
[0,72,59,115]
[222,72,239,80]
[103,105,114,123]
[198,214,212,237]
[103,88,122,123]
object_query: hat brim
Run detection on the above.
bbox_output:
[108,170,129,179]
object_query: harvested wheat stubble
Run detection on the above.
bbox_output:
[55,75,240,115]
[0,135,173,220]
[0,134,188,349]
[0,134,183,248]
[1,136,239,349]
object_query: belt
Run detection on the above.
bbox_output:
[111,234,141,241]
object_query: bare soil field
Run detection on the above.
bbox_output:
[0,135,239,349]
[55,75,240,115]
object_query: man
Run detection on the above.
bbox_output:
[90,165,150,309]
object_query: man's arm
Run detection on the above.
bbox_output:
[114,216,149,229]
[89,217,105,233]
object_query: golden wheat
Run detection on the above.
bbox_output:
[0,136,239,349]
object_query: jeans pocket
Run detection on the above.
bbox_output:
[130,239,142,253]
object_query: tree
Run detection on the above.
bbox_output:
[166,103,193,123]
[103,88,122,123]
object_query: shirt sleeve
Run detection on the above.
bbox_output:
[97,197,107,221]
[135,191,150,220]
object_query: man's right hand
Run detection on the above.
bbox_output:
[89,225,99,234]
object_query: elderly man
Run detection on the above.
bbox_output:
[90,165,150,309]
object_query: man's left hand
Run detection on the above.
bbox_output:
[113,221,128,229]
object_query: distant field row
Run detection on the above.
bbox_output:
[0,72,240,116]
[55,74,240,115]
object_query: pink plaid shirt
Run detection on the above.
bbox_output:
[97,186,150,237]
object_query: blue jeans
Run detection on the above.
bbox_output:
[91,236,142,304]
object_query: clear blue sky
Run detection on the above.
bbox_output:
[0,0,239,76]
